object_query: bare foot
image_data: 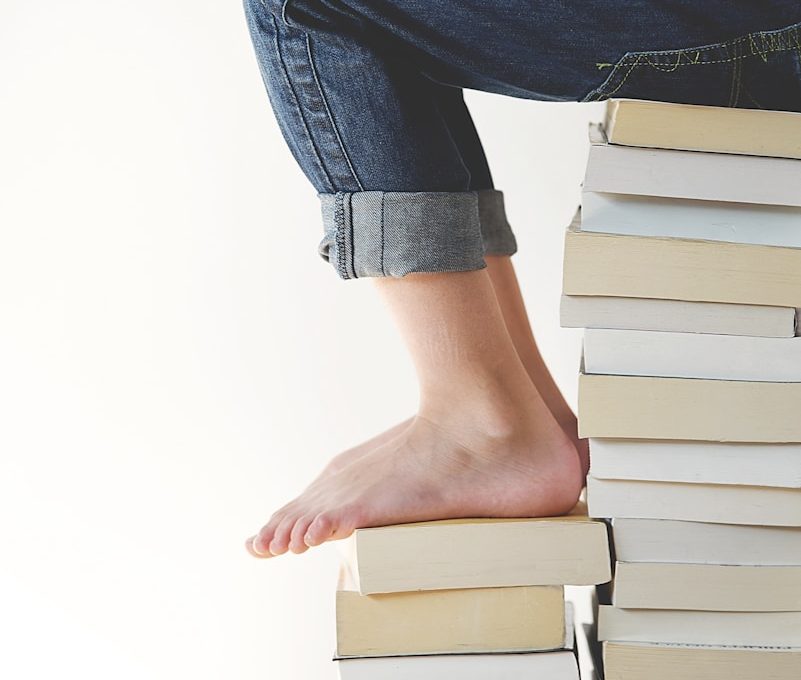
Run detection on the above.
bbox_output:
[312,418,412,481]
[246,268,585,559]
[247,396,582,557]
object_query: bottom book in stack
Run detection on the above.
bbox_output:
[332,508,611,679]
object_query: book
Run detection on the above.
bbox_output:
[560,294,795,338]
[588,439,801,488]
[580,193,801,248]
[578,373,801,442]
[335,576,567,658]
[336,652,579,680]
[603,99,801,159]
[563,219,801,308]
[587,477,801,527]
[612,518,801,565]
[336,650,579,680]
[583,329,801,382]
[598,606,801,647]
[585,125,801,207]
[603,642,801,680]
[339,505,610,595]
[612,561,801,611]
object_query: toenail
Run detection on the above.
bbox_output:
[249,537,267,555]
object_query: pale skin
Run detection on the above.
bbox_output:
[246,255,588,558]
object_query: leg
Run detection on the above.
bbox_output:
[302,87,584,487]
[251,269,582,556]
[243,1,801,557]
[486,255,589,475]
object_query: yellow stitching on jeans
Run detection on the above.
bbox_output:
[592,55,643,100]
[641,44,799,70]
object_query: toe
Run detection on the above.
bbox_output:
[269,515,296,556]
[288,515,315,554]
[304,512,335,547]
[329,505,363,541]
[245,535,272,559]
[253,512,286,555]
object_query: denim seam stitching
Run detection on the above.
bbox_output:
[347,192,357,278]
[334,192,350,279]
[380,193,386,276]
[586,21,801,101]
[270,16,334,191]
[305,35,365,191]
[624,22,800,59]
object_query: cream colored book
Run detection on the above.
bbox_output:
[612,518,801,565]
[604,642,801,680]
[585,125,801,207]
[604,99,801,159]
[335,571,567,658]
[563,219,801,308]
[339,504,610,595]
[613,561,801,611]
[578,373,801,442]
[560,294,796,337]
[598,606,801,647]
[587,477,801,527]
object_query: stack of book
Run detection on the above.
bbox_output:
[562,99,801,680]
[333,507,610,679]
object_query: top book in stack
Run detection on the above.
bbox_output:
[564,100,801,309]
[338,503,610,595]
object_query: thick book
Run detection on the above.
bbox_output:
[612,518,801,565]
[560,294,795,338]
[578,373,801,442]
[613,561,801,611]
[580,192,801,248]
[563,219,801,308]
[587,476,801,527]
[589,438,801,488]
[336,650,579,680]
[584,329,801,382]
[603,99,801,159]
[338,506,610,595]
[598,606,801,647]
[603,642,801,680]
[585,125,801,207]
[335,576,567,658]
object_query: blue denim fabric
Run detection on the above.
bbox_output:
[244,1,801,278]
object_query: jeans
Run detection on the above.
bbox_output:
[243,1,801,279]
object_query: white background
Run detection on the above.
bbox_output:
[1,2,603,678]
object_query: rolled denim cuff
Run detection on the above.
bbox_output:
[477,190,517,257]
[318,190,516,279]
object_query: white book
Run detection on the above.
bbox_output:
[612,518,801,565]
[585,125,801,207]
[613,561,801,611]
[586,476,801,527]
[560,294,795,338]
[581,192,801,247]
[589,439,801,488]
[583,328,801,382]
[336,651,579,680]
[598,606,801,647]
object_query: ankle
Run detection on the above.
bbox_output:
[419,363,561,442]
